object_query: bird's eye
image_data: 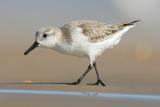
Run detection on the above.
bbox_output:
[43,34,47,38]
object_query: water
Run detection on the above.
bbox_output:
[0,84,160,107]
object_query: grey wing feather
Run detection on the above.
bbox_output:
[60,20,138,43]
[78,22,128,42]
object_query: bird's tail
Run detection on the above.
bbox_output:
[123,20,141,26]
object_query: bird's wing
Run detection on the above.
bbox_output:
[78,22,132,43]
[60,20,140,43]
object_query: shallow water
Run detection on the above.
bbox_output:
[0,84,160,107]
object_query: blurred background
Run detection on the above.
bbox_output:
[0,0,159,89]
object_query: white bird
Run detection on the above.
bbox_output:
[24,20,140,86]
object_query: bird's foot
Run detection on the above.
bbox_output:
[66,79,81,85]
[87,80,106,86]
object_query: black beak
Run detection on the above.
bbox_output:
[24,41,39,55]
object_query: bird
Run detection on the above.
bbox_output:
[24,20,140,86]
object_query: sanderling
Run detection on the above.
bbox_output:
[24,20,140,86]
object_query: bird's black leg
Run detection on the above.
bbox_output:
[88,62,106,86]
[67,64,93,85]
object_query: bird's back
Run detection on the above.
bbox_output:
[60,20,134,43]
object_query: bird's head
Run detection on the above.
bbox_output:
[24,27,62,55]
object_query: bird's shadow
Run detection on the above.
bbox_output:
[0,82,74,85]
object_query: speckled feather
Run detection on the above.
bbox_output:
[60,20,132,43]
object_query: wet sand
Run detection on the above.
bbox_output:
[0,46,160,107]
